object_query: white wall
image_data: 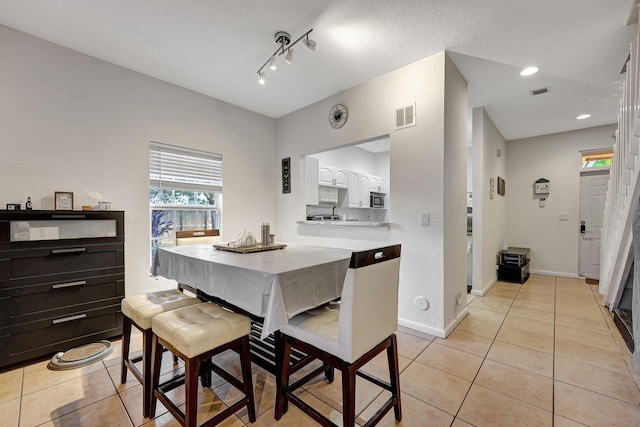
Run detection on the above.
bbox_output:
[472,107,508,294]
[506,124,616,277]
[275,51,468,336]
[0,25,277,297]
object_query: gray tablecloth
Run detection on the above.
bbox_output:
[151,243,351,339]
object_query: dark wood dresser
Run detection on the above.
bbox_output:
[0,210,124,370]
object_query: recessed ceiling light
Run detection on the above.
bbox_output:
[577,114,591,120]
[520,66,539,76]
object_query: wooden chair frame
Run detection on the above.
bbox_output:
[150,333,256,427]
[275,330,401,426]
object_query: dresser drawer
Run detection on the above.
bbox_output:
[8,277,124,318]
[0,310,123,368]
[1,243,123,280]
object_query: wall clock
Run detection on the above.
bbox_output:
[329,104,348,129]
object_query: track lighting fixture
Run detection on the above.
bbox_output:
[257,29,316,85]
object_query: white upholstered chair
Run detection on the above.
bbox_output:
[121,289,201,417]
[149,302,256,427]
[274,245,402,427]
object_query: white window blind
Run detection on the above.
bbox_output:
[149,141,223,192]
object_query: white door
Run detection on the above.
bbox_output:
[579,171,609,278]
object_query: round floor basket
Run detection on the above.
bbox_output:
[49,340,114,370]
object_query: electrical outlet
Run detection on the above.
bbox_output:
[559,213,569,221]
[455,291,462,306]
[420,213,430,226]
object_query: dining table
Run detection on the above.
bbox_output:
[150,242,353,371]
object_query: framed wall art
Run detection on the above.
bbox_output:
[54,191,74,211]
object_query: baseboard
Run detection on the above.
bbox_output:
[444,307,470,336]
[530,269,579,279]
[397,318,446,338]
[470,277,497,296]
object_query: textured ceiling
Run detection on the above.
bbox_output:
[0,0,637,140]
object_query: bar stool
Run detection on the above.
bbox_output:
[149,301,256,427]
[275,245,402,427]
[121,289,201,417]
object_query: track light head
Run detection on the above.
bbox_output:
[303,37,316,52]
[285,48,293,64]
[269,56,277,70]
[258,72,266,85]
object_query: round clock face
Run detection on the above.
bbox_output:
[329,104,348,129]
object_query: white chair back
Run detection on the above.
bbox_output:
[337,245,401,362]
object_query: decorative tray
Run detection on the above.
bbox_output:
[213,243,287,253]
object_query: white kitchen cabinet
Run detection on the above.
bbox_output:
[319,164,348,188]
[370,175,387,193]
[348,171,370,208]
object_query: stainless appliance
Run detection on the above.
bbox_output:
[370,193,385,208]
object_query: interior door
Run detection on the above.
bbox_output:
[579,170,609,279]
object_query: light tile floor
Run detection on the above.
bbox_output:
[1,274,639,426]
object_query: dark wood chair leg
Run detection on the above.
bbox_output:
[148,334,164,418]
[141,328,154,418]
[387,334,402,421]
[240,336,256,422]
[341,365,357,427]
[199,358,212,388]
[324,366,335,383]
[185,357,200,427]
[120,315,132,384]
[275,334,292,420]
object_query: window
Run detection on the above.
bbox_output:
[149,142,222,258]
[581,149,613,168]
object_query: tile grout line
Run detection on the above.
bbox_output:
[451,280,521,425]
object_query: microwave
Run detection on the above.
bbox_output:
[370,193,385,208]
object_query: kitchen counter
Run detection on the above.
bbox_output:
[297,220,390,227]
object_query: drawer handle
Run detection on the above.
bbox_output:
[52,280,87,289]
[51,248,87,254]
[52,214,86,219]
[52,313,87,324]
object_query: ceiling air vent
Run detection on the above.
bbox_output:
[530,87,549,96]
[396,103,416,130]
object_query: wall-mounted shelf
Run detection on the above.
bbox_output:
[297,220,390,228]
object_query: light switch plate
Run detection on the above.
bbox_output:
[420,213,430,226]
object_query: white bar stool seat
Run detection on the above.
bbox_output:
[150,302,256,427]
[120,289,200,417]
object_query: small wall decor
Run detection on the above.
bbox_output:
[534,178,550,194]
[54,191,74,211]
[497,176,505,196]
[6,203,21,211]
[282,157,291,194]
